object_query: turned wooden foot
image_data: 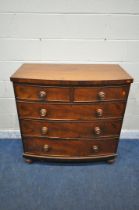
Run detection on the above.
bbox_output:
[25,158,33,164]
[107,158,116,164]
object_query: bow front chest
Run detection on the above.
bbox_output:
[10,64,133,163]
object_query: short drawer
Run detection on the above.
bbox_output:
[74,86,129,102]
[20,119,122,138]
[23,138,118,157]
[14,84,70,102]
[17,101,126,120]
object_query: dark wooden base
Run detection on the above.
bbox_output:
[24,158,33,164]
[106,158,116,164]
[23,153,117,164]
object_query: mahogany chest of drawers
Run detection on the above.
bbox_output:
[10,64,133,164]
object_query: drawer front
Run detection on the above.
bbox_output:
[14,84,70,102]
[20,119,122,138]
[74,86,129,102]
[17,101,126,120]
[23,138,118,157]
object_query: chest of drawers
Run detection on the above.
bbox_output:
[10,64,133,164]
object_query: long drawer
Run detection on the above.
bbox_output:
[17,101,126,120]
[23,137,118,157]
[20,119,122,138]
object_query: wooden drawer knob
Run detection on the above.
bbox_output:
[39,90,46,99]
[96,108,103,117]
[40,108,47,117]
[98,91,105,100]
[43,144,49,152]
[92,145,99,153]
[41,126,48,135]
[94,126,101,135]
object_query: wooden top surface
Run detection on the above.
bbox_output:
[10,64,133,85]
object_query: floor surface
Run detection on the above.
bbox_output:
[0,139,139,210]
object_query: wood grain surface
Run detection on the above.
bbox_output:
[23,137,118,157]
[17,101,126,120]
[20,119,122,138]
[10,64,133,85]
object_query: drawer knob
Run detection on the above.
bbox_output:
[39,91,46,99]
[98,91,105,100]
[41,126,48,135]
[40,108,47,117]
[94,126,101,135]
[92,145,99,153]
[96,108,103,117]
[43,144,49,152]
